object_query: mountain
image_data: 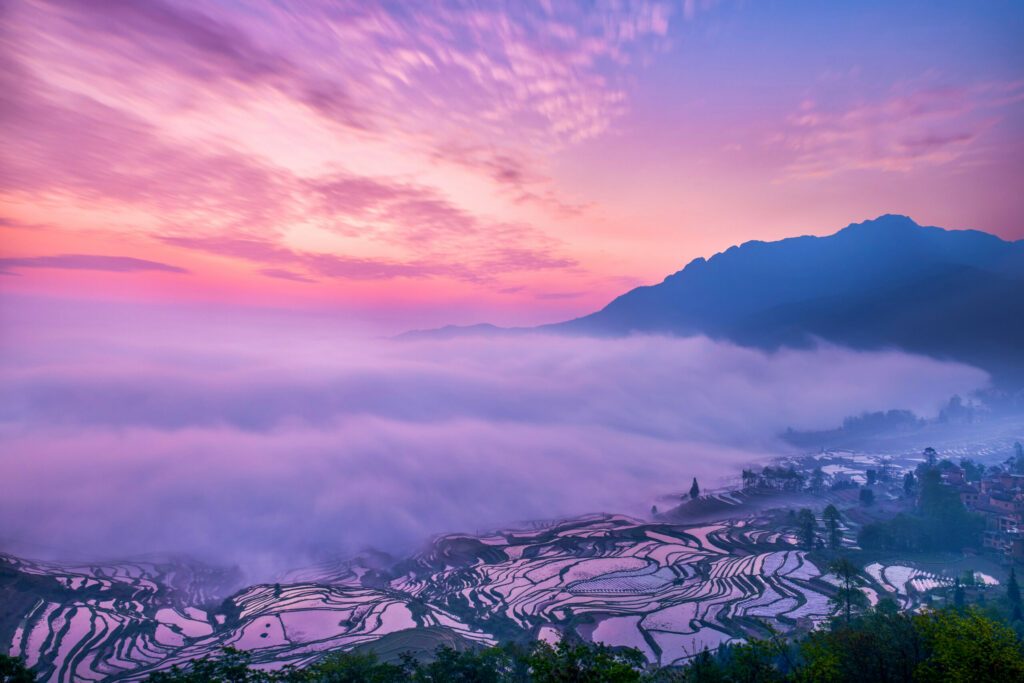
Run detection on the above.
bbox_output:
[396,322,511,341]
[398,215,1024,381]
[540,215,1024,383]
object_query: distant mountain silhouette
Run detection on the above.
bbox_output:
[409,215,1024,383]
[396,323,513,341]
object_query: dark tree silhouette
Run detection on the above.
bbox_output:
[0,654,36,683]
[859,487,875,506]
[1009,568,1021,608]
[690,477,700,500]
[1009,442,1024,474]
[810,466,825,492]
[953,578,965,609]
[797,508,817,549]
[903,471,916,495]
[959,458,984,482]
[828,557,868,624]
[823,504,842,550]
[924,447,938,468]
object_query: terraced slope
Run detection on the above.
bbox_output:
[2,513,961,681]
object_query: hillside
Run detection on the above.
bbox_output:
[405,215,1024,382]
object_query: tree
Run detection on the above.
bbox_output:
[859,487,875,506]
[415,646,520,683]
[799,601,921,682]
[146,648,276,682]
[823,504,842,550]
[690,477,700,500]
[960,458,985,483]
[878,457,893,482]
[678,649,728,683]
[924,447,938,468]
[917,468,983,551]
[705,640,789,683]
[527,641,644,682]
[0,655,36,683]
[866,469,877,486]
[828,557,869,624]
[810,467,825,492]
[903,471,916,496]
[914,608,1024,682]
[796,605,1024,683]
[1009,442,1024,475]
[306,650,412,682]
[797,508,818,549]
[1008,568,1021,609]
[650,505,658,516]
[953,579,966,609]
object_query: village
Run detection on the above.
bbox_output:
[675,440,1024,567]
[948,450,1024,562]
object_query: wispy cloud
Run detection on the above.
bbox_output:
[770,81,1024,178]
[31,0,368,128]
[258,268,317,284]
[159,235,446,281]
[0,254,187,275]
[158,227,574,283]
[535,291,586,300]
[2,1,608,290]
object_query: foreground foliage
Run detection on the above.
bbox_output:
[0,655,37,683]
[144,641,645,682]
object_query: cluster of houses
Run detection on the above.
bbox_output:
[940,463,1024,562]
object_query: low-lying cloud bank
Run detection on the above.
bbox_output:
[0,305,988,577]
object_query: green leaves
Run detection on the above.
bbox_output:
[913,608,1024,682]
[143,641,650,683]
[0,655,37,683]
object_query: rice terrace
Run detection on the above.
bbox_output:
[6,443,1023,680]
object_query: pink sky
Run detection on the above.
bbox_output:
[1,0,1022,331]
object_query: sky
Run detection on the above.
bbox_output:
[1,0,1022,330]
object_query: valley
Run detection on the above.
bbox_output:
[5,444,1014,682]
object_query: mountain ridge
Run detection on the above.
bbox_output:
[402,215,1024,383]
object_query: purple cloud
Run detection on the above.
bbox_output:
[158,235,459,281]
[37,0,367,128]
[0,74,294,232]
[305,173,478,243]
[1,65,576,285]
[772,81,1022,177]
[535,291,586,300]
[158,229,573,282]
[0,254,186,274]
[258,268,317,283]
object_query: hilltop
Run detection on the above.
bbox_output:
[409,215,1024,384]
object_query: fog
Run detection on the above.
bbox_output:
[0,299,989,578]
